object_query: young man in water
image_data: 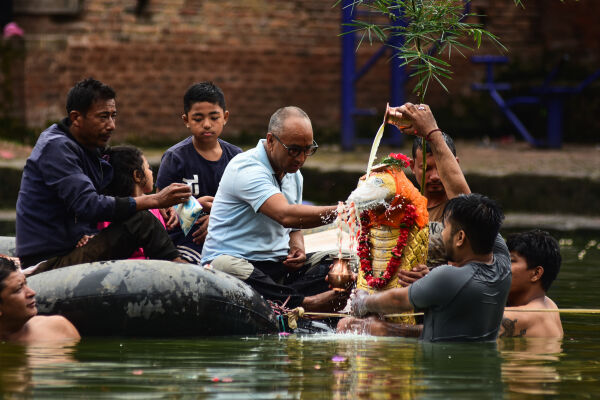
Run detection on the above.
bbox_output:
[346,194,511,342]
[336,103,471,335]
[0,258,80,343]
[499,230,563,338]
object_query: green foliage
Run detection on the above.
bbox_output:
[338,0,508,102]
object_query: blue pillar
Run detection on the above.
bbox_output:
[546,96,563,148]
[388,8,406,147]
[341,0,356,151]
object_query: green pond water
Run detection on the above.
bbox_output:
[1,230,599,399]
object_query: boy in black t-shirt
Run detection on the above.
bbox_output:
[157,82,242,263]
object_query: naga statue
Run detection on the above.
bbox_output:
[347,153,429,324]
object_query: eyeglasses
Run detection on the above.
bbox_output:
[271,133,318,157]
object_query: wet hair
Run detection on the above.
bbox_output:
[66,77,116,116]
[268,106,310,136]
[183,81,226,114]
[411,132,457,159]
[0,257,18,297]
[442,193,504,255]
[507,230,561,292]
[102,146,147,197]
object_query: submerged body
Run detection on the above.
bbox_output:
[501,296,563,338]
[0,259,80,344]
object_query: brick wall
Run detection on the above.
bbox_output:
[5,0,600,144]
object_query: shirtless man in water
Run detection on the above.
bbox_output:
[0,258,80,343]
[499,230,563,338]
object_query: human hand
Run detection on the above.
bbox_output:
[283,247,306,270]
[350,289,370,317]
[197,196,214,213]
[191,215,210,244]
[394,103,438,138]
[325,263,357,290]
[76,234,94,248]
[385,103,413,130]
[154,183,192,208]
[162,207,179,230]
[398,264,429,287]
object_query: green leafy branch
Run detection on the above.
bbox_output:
[336,0,522,194]
[338,0,509,103]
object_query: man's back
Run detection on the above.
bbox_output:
[410,235,512,341]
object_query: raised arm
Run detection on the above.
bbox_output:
[426,129,470,199]
[134,183,192,211]
[388,103,470,199]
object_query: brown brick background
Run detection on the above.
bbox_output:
[3,0,599,144]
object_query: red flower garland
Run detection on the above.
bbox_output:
[358,204,418,289]
[380,152,412,169]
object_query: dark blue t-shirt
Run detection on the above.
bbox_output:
[156,137,242,256]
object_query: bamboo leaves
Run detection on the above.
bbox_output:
[338,0,508,102]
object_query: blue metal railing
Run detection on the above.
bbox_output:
[471,55,600,148]
[340,0,405,150]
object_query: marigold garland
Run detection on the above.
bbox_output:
[358,204,418,289]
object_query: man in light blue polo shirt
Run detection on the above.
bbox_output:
[202,106,349,312]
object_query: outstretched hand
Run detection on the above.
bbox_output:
[154,183,192,208]
[350,289,371,317]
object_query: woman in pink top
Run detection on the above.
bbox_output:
[96,146,167,259]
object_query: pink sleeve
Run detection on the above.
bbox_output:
[97,221,110,230]
[149,209,167,228]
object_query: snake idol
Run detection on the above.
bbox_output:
[348,153,429,324]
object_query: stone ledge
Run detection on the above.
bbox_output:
[1,210,599,236]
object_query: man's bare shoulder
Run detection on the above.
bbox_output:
[500,297,563,338]
[27,315,81,341]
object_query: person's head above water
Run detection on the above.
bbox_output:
[410,133,457,198]
[0,257,37,323]
[66,78,117,150]
[441,193,504,262]
[265,106,317,178]
[0,257,19,295]
[0,257,81,342]
[507,230,561,293]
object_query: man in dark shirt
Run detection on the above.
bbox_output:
[349,193,511,342]
[16,78,191,274]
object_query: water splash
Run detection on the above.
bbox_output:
[365,121,386,178]
[333,201,362,261]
